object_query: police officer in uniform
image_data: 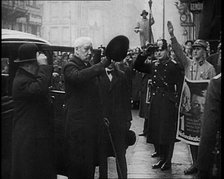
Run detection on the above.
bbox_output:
[134,39,184,171]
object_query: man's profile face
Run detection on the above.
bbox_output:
[191,94,206,119]
[76,42,93,63]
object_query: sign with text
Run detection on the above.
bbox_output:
[190,2,203,12]
[176,77,209,146]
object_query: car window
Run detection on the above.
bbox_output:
[1,58,9,75]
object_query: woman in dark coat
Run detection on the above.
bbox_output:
[98,62,132,179]
[11,43,56,179]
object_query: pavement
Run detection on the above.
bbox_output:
[58,109,197,179]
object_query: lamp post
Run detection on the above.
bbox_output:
[148,0,152,43]
[163,0,165,39]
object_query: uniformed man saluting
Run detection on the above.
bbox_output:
[167,21,216,175]
[134,39,184,171]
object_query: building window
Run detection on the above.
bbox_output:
[27,0,37,8]
[32,0,37,7]
[31,24,37,35]
[18,23,22,31]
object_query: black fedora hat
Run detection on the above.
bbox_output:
[105,35,129,62]
[15,43,39,63]
[141,10,148,16]
[126,130,136,147]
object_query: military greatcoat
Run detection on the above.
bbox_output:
[134,55,184,145]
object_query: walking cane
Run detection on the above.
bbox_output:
[103,118,123,178]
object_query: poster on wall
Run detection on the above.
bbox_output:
[176,77,209,146]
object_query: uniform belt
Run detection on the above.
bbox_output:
[152,86,176,94]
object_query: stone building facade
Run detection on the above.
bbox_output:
[40,0,204,48]
[2,0,42,36]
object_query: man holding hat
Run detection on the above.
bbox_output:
[11,43,56,179]
[63,37,111,179]
[167,21,216,175]
[134,10,155,48]
[134,38,184,171]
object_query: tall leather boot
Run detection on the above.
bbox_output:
[184,145,198,175]
[190,145,198,165]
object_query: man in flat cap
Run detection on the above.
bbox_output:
[134,10,155,48]
[11,43,56,179]
[167,21,216,175]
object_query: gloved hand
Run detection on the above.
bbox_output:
[36,52,48,65]
[114,61,125,74]
[100,56,111,68]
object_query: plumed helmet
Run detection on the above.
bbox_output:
[15,43,39,63]
[105,35,129,62]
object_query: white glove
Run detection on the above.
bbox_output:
[36,52,48,65]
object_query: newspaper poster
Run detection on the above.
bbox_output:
[176,77,209,146]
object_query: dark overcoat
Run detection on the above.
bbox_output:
[197,74,221,177]
[131,70,142,102]
[11,66,56,179]
[138,73,151,118]
[98,70,132,178]
[63,56,104,178]
[134,55,184,145]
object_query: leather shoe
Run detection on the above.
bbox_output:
[151,152,160,158]
[184,165,198,175]
[152,160,165,169]
[161,162,171,171]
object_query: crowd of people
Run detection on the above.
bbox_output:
[10,8,221,179]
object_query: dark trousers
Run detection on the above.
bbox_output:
[66,124,98,179]
[190,145,198,166]
[143,118,149,134]
[99,129,127,179]
[158,143,175,163]
[99,148,127,179]
[154,144,160,154]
